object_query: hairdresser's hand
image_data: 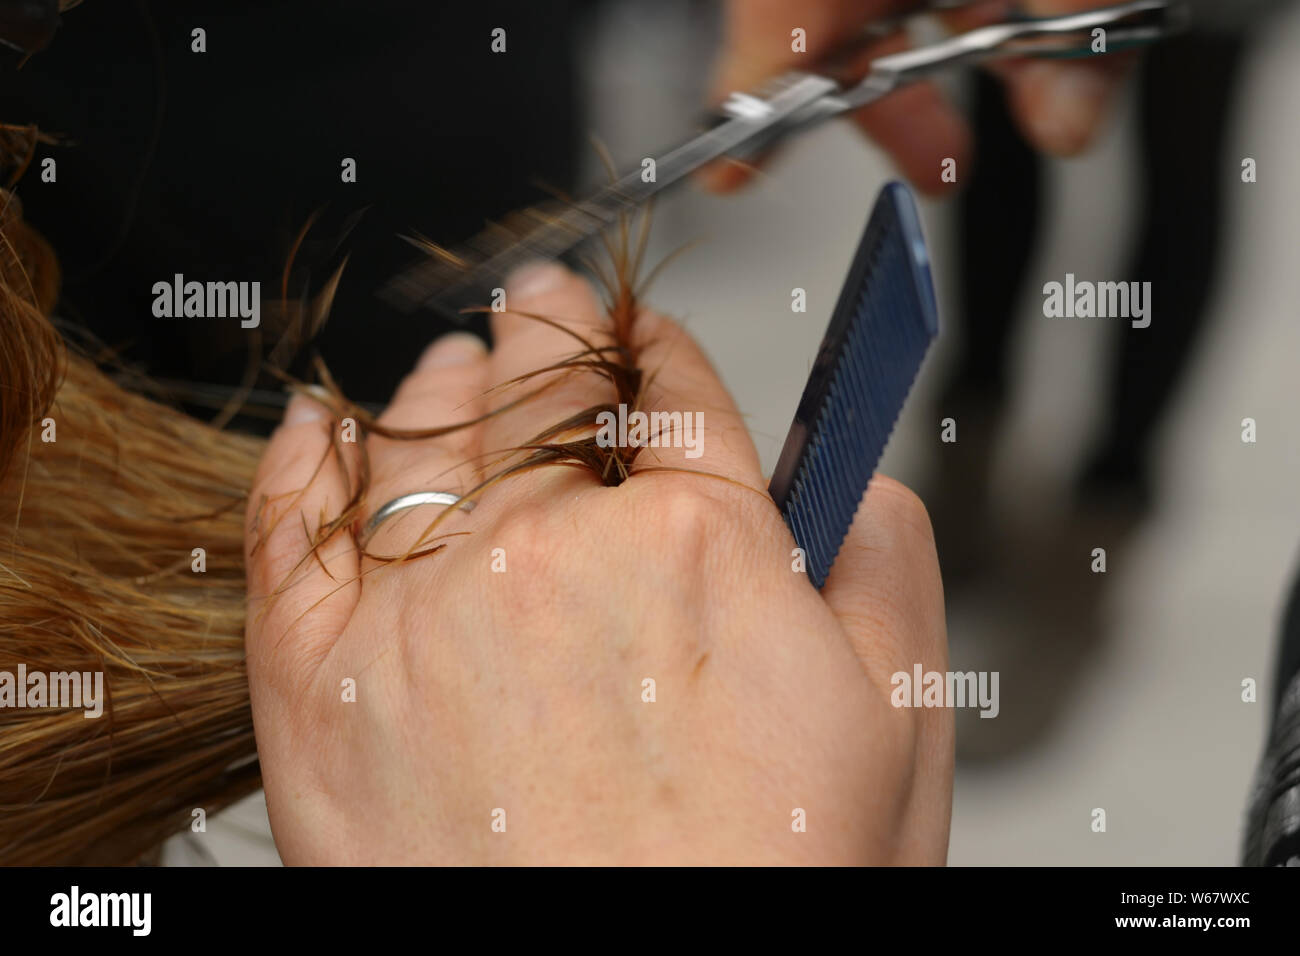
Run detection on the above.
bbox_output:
[701,0,1128,195]
[244,263,950,865]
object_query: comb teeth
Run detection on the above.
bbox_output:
[769,182,939,589]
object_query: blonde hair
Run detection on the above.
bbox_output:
[1,188,264,863]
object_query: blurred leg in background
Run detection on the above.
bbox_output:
[929,70,1044,587]
[1079,33,1249,516]
[938,34,1250,760]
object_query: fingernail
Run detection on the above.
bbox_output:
[282,393,326,426]
[504,261,568,302]
[418,331,488,370]
[1032,65,1114,155]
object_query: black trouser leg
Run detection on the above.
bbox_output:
[946,71,1044,411]
[1082,35,1250,503]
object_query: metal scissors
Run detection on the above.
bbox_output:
[382,0,1184,318]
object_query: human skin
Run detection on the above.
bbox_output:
[700,0,1129,195]
[244,263,951,865]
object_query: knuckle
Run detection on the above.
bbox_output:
[483,499,560,580]
[631,478,726,562]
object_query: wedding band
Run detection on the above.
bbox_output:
[358,491,474,549]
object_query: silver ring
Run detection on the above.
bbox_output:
[358,491,474,550]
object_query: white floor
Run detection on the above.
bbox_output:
[168,2,1300,866]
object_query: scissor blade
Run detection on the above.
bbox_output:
[379,73,840,319]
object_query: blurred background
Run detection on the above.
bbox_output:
[6,0,1296,865]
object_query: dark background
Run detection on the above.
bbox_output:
[1,0,588,413]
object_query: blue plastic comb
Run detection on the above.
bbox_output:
[768,182,939,589]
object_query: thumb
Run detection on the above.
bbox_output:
[699,0,911,193]
[992,0,1130,156]
[707,0,876,105]
[821,475,953,859]
[995,58,1126,156]
[820,475,947,687]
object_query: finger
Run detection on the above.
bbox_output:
[366,332,491,512]
[820,475,946,688]
[994,56,1126,157]
[629,311,764,488]
[482,262,616,462]
[245,394,360,681]
[382,332,490,434]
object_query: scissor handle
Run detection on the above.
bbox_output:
[836,0,1182,111]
